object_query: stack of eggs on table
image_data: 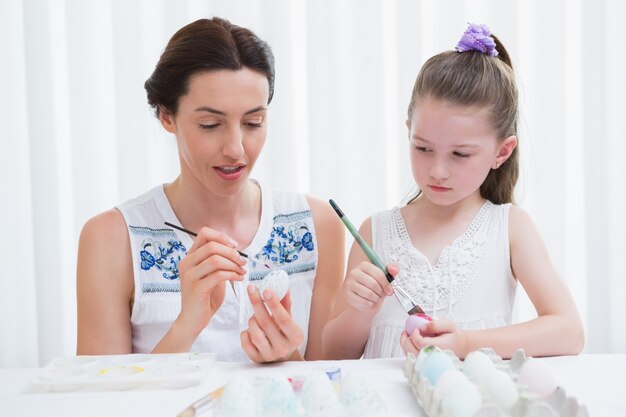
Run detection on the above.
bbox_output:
[404,344,562,417]
[218,368,384,417]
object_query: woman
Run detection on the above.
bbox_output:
[77,17,344,362]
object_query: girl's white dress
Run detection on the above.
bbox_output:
[364,201,516,358]
[117,180,318,361]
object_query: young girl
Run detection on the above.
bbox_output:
[322,23,584,359]
[76,18,344,362]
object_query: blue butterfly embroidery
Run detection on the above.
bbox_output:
[139,239,187,280]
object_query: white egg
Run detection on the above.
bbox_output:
[260,375,298,417]
[517,359,558,398]
[219,378,257,417]
[463,350,495,386]
[485,369,519,409]
[341,373,379,411]
[300,370,339,413]
[434,369,470,398]
[441,380,482,417]
[253,269,289,301]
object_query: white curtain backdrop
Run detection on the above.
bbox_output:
[1,0,624,368]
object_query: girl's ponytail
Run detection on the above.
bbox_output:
[492,34,513,70]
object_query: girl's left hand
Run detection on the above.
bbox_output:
[400,319,468,358]
[241,285,304,363]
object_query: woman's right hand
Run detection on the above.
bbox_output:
[175,227,247,337]
[343,262,398,314]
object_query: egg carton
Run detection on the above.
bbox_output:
[403,348,589,417]
[30,352,216,392]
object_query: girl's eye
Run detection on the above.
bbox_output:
[200,123,219,130]
[415,146,432,153]
[453,151,471,158]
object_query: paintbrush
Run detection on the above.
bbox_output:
[329,199,425,316]
[164,221,270,269]
[177,384,225,417]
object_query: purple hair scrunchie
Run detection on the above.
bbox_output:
[455,23,498,57]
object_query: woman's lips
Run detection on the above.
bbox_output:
[214,165,245,181]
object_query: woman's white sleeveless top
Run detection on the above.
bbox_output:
[363,201,516,358]
[116,181,318,361]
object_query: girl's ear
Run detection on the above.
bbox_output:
[406,119,411,141]
[159,107,177,133]
[493,135,517,168]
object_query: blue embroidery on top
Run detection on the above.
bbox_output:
[258,222,314,265]
[142,282,181,293]
[129,226,177,237]
[273,210,312,223]
[130,226,187,281]
[139,239,187,280]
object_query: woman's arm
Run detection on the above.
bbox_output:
[239,196,345,362]
[403,205,585,358]
[76,209,134,354]
[321,217,396,359]
[153,226,247,353]
[77,210,247,355]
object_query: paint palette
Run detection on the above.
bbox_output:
[403,347,589,417]
[30,352,216,392]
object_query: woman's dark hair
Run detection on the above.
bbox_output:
[145,17,275,117]
[406,35,518,205]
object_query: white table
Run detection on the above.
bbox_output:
[0,355,624,417]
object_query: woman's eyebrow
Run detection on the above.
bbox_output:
[193,105,267,115]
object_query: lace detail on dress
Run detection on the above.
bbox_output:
[381,202,498,314]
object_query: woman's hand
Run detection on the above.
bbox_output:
[400,319,468,358]
[241,286,304,363]
[343,262,397,314]
[175,227,247,338]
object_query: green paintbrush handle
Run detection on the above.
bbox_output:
[329,199,394,283]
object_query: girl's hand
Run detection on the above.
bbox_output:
[343,262,397,314]
[175,227,247,337]
[241,286,305,362]
[400,319,468,358]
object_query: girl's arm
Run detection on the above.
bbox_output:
[403,205,585,358]
[76,209,134,354]
[480,205,585,356]
[302,196,346,360]
[322,217,395,359]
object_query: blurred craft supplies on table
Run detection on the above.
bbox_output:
[177,384,224,417]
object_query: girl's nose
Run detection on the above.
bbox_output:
[430,158,450,180]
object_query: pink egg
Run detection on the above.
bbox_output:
[405,313,432,336]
